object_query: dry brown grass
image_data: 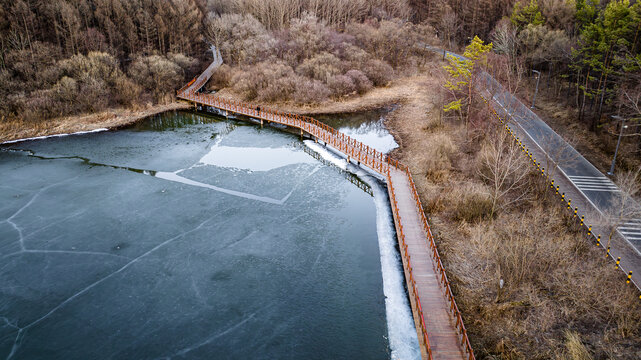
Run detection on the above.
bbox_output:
[451,183,493,222]
[0,103,189,143]
[564,331,593,360]
[387,64,641,359]
[214,71,436,116]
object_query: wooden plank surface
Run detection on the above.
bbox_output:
[389,168,466,360]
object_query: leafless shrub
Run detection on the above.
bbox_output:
[345,69,372,94]
[113,76,143,106]
[291,77,330,104]
[167,52,199,74]
[208,64,233,89]
[204,13,274,65]
[340,43,369,65]
[53,77,79,109]
[128,55,184,103]
[21,90,56,120]
[360,59,393,86]
[257,76,298,102]
[77,77,109,112]
[326,74,356,98]
[232,61,296,100]
[288,13,333,61]
[477,130,533,216]
[346,18,431,69]
[295,52,343,82]
[58,52,123,86]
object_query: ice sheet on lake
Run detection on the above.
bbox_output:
[198,143,316,172]
[1,128,109,145]
[339,120,398,154]
[303,140,421,360]
[155,171,293,205]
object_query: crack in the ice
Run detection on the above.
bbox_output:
[2,177,78,252]
[186,254,206,305]
[6,330,23,360]
[2,249,131,261]
[0,317,18,330]
[4,218,214,360]
[170,311,257,358]
[8,146,302,205]
[212,230,259,254]
[4,220,24,252]
[22,210,87,241]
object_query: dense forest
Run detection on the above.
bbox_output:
[1,0,639,134]
[0,0,522,123]
[488,0,641,150]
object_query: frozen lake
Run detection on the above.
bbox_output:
[0,110,417,359]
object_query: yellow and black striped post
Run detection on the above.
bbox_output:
[551,180,555,189]
[607,246,611,258]
[561,193,565,202]
[574,207,578,218]
[627,271,633,284]
[616,257,621,269]
[556,185,559,194]
[580,216,584,226]
[568,199,571,210]
[588,226,592,236]
[597,235,601,247]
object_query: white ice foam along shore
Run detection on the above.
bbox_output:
[1,128,109,145]
[303,140,421,360]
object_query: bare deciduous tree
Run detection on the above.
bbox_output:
[478,129,533,216]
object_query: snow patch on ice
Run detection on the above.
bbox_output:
[198,144,316,172]
[1,128,109,145]
[303,141,348,170]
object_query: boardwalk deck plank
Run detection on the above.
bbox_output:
[389,169,465,359]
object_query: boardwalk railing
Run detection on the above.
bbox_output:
[177,65,474,359]
[404,167,475,359]
[179,90,392,175]
[387,168,433,359]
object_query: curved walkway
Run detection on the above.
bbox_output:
[176,62,474,359]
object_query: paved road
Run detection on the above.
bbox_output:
[428,46,641,287]
[480,72,641,247]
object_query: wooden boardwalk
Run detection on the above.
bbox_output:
[177,66,474,360]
